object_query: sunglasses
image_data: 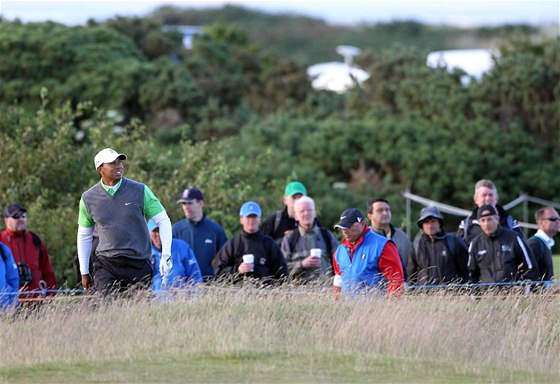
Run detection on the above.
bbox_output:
[544,217,560,222]
[11,212,27,219]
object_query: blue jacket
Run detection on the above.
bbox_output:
[172,216,228,280]
[151,238,203,291]
[335,230,388,294]
[0,243,19,310]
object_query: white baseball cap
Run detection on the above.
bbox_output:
[94,148,127,170]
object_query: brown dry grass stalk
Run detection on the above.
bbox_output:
[0,286,558,373]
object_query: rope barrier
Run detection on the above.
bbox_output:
[0,279,558,298]
[405,280,557,290]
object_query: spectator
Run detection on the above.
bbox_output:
[527,207,559,285]
[0,242,19,311]
[468,205,538,285]
[280,196,338,282]
[458,179,523,245]
[408,206,468,285]
[1,203,58,299]
[261,181,307,244]
[332,208,404,299]
[366,198,412,279]
[148,219,202,291]
[215,201,288,284]
[172,187,228,281]
[77,148,173,295]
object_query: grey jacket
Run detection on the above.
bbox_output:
[280,225,338,281]
[371,225,412,280]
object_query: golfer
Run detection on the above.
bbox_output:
[77,148,173,295]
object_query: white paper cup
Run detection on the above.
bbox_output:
[310,248,322,259]
[243,254,254,271]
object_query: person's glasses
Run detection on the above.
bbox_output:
[11,212,27,219]
[544,217,560,222]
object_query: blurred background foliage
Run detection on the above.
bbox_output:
[0,5,558,285]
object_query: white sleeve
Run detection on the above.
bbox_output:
[151,210,172,256]
[333,274,342,287]
[77,225,94,274]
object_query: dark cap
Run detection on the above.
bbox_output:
[417,206,444,228]
[3,203,27,218]
[334,208,364,230]
[177,187,204,203]
[477,204,498,220]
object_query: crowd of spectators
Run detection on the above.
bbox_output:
[1,150,558,310]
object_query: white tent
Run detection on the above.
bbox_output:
[307,62,369,93]
[307,45,369,93]
[426,49,498,85]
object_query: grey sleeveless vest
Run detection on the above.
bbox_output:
[82,178,151,260]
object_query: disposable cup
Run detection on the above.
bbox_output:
[310,248,322,259]
[243,254,254,271]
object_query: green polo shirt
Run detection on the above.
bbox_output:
[78,178,164,227]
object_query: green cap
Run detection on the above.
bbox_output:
[284,181,307,197]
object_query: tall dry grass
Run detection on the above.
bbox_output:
[0,286,559,374]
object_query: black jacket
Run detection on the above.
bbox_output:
[468,227,538,283]
[527,235,554,281]
[261,207,297,243]
[457,204,523,245]
[214,230,288,282]
[408,232,469,285]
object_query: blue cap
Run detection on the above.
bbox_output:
[147,219,158,232]
[240,201,261,217]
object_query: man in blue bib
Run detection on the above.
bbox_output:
[332,208,404,299]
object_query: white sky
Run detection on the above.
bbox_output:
[1,0,559,27]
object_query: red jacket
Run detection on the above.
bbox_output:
[1,229,58,297]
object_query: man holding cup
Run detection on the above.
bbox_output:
[280,196,338,282]
[214,201,288,284]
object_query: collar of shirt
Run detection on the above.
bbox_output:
[535,229,555,249]
[100,178,123,196]
[298,224,317,236]
[370,224,394,239]
[341,226,369,259]
[188,215,206,226]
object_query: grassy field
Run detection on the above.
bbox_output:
[0,286,559,383]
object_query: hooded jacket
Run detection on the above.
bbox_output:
[408,231,468,285]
